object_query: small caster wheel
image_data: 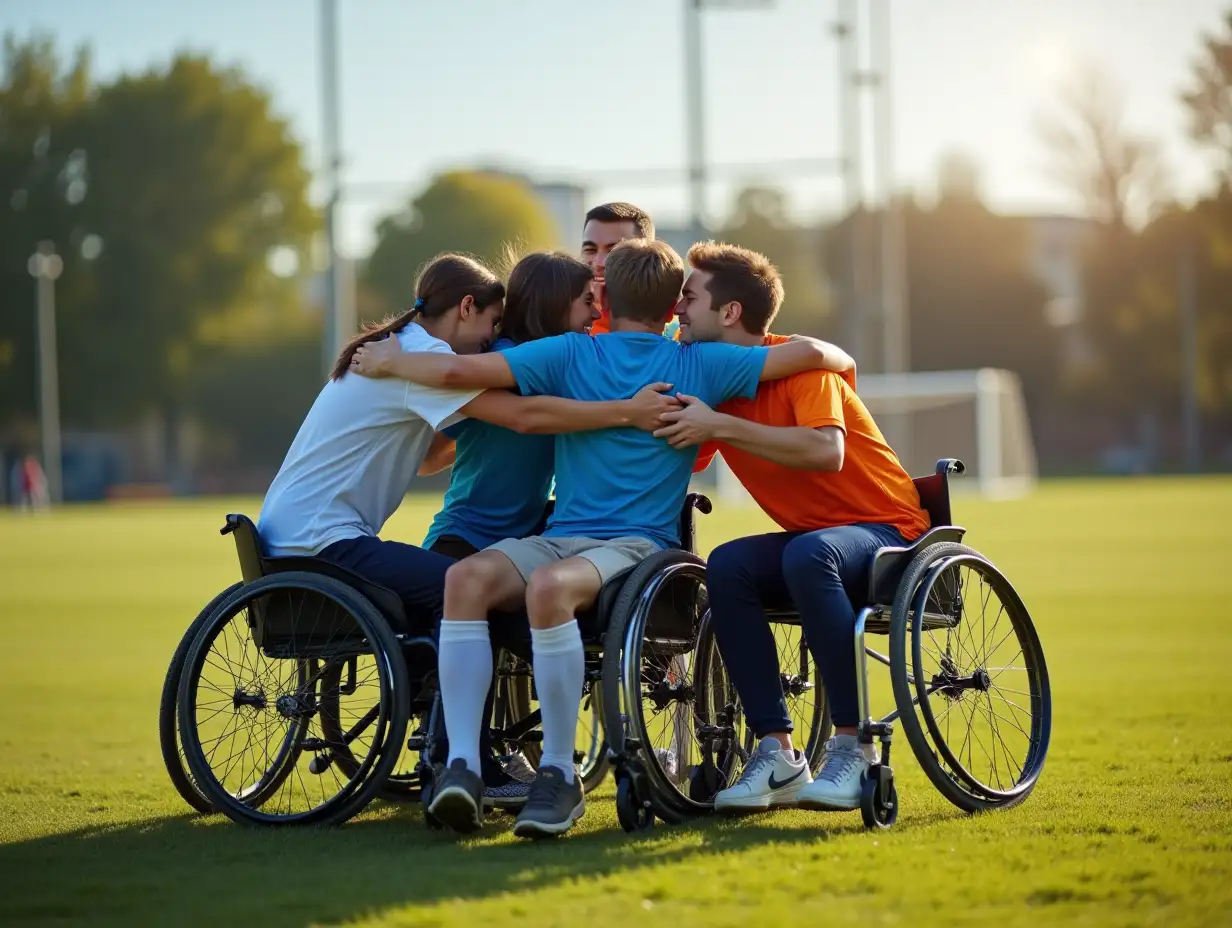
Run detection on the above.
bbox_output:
[308,753,332,775]
[615,776,654,833]
[860,764,898,830]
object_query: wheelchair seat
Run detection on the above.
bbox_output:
[574,492,713,645]
[763,459,968,633]
[221,514,411,634]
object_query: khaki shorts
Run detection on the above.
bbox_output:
[487,535,661,585]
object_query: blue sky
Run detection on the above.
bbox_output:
[5,0,1227,256]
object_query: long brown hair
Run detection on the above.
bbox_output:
[331,253,504,380]
[499,252,594,344]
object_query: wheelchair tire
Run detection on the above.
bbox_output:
[690,614,832,798]
[602,549,709,822]
[158,581,243,815]
[889,543,1052,814]
[179,572,409,827]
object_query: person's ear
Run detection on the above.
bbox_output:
[721,301,743,329]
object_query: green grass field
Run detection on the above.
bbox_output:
[1,478,1231,927]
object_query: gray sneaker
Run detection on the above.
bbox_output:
[501,751,536,784]
[428,759,484,833]
[512,765,585,839]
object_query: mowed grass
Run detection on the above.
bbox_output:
[1,478,1230,927]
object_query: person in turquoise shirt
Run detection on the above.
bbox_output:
[422,253,597,556]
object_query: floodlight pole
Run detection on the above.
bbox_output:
[683,0,775,242]
[28,242,64,505]
[872,0,911,461]
[320,0,346,378]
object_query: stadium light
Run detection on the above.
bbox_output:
[27,241,64,505]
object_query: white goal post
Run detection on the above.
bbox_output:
[704,367,1037,503]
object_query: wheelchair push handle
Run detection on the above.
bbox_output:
[935,458,965,477]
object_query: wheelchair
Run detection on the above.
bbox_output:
[673,459,1053,830]
[163,495,716,828]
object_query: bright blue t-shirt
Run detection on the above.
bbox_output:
[423,338,555,551]
[502,332,769,549]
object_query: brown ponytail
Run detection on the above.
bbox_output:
[331,253,505,380]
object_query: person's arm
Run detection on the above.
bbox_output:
[760,339,853,382]
[784,335,855,374]
[418,433,456,476]
[655,395,844,470]
[351,337,517,390]
[460,383,680,435]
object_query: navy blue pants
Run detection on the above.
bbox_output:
[706,523,905,732]
[319,534,517,784]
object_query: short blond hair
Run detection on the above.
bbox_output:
[604,239,685,325]
[686,241,784,334]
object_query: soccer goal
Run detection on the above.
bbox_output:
[704,367,1037,504]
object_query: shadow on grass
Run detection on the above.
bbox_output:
[0,794,954,926]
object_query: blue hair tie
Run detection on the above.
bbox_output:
[413,297,425,310]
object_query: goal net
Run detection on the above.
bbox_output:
[700,367,1037,504]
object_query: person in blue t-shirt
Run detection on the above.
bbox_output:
[349,238,854,838]
[418,251,632,806]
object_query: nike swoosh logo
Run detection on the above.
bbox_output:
[768,768,805,790]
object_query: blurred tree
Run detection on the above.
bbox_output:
[1182,10,1232,181]
[0,34,92,430]
[718,186,833,338]
[1036,63,1169,231]
[364,170,559,313]
[65,54,317,439]
[902,194,1057,412]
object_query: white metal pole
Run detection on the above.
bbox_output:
[683,0,707,241]
[28,242,64,505]
[320,0,344,377]
[1179,247,1201,472]
[872,0,910,461]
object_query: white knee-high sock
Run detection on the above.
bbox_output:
[438,620,491,774]
[531,620,584,784]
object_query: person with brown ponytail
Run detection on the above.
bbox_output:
[257,252,677,634]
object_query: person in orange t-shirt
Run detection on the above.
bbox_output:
[579,202,681,339]
[657,241,929,815]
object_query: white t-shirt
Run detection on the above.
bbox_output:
[257,324,481,556]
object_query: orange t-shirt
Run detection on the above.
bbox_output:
[693,333,930,540]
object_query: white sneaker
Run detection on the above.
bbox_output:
[714,737,812,813]
[797,735,869,811]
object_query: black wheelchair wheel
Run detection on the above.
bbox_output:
[690,614,832,800]
[499,655,610,794]
[315,659,422,801]
[602,550,710,822]
[159,581,242,815]
[860,766,898,830]
[615,775,654,833]
[179,572,409,826]
[889,543,1052,814]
